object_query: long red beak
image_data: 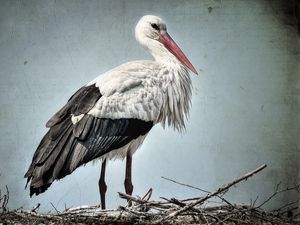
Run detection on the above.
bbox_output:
[159,32,198,75]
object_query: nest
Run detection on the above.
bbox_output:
[1,164,299,225]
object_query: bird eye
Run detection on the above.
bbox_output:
[151,23,160,31]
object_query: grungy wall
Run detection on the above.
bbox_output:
[0,0,299,212]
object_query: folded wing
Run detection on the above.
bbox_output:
[25,83,153,196]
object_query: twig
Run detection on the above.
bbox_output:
[279,206,299,218]
[141,188,153,201]
[161,176,210,193]
[250,195,259,208]
[0,185,9,211]
[64,204,99,213]
[157,164,267,222]
[50,202,60,214]
[162,176,234,207]
[119,206,151,217]
[255,183,300,209]
[5,185,9,209]
[160,197,186,207]
[31,203,41,213]
[118,192,171,209]
[119,192,148,205]
[273,199,299,215]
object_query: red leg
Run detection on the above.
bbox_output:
[124,153,133,206]
[98,159,107,209]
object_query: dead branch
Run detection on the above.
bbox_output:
[50,202,60,214]
[158,164,267,222]
[255,183,300,209]
[31,203,41,213]
[118,192,171,210]
[161,176,234,207]
[0,185,9,212]
[161,176,210,193]
[273,199,299,216]
[141,188,153,201]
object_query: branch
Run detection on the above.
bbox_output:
[118,192,171,209]
[161,176,210,193]
[0,185,9,211]
[158,164,267,222]
[31,203,41,213]
[141,188,153,201]
[255,183,300,209]
[50,202,60,214]
[161,176,234,207]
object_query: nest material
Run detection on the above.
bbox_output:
[0,164,299,225]
[0,204,299,225]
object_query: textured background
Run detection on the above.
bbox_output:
[0,0,299,212]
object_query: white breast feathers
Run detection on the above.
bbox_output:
[86,60,192,131]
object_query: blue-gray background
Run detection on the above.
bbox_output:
[0,0,299,212]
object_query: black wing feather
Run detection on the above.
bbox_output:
[46,84,102,128]
[25,83,153,196]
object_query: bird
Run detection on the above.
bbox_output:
[24,15,198,209]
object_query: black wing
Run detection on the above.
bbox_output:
[46,84,102,127]
[25,84,153,196]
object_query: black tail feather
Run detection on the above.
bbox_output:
[25,116,76,196]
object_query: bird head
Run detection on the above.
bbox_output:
[135,15,198,75]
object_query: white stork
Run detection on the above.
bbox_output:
[25,15,198,209]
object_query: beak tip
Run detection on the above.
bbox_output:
[189,66,199,75]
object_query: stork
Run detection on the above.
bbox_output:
[25,15,198,209]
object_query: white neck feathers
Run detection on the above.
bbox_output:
[156,62,192,132]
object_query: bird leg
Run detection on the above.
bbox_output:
[124,153,133,206]
[99,159,107,209]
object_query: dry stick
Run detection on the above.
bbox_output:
[160,197,186,207]
[141,188,153,201]
[122,188,154,212]
[255,183,300,209]
[279,206,299,217]
[0,185,9,211]
[250,195,259,208]
[50,202,60,214]
[158,164,267,222]
[119,192,148,205]
[161,176,209,193]
[5,185,9,208]
[122,188,153,208]
[273,199,300,215]
[118,192,171,209]
[160,197,207,215]
[31,203,41,213]
[64,204,99,213]
[60,208,119,216]
[161,176,233,207]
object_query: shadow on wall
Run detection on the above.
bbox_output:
[270,0,300,35]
